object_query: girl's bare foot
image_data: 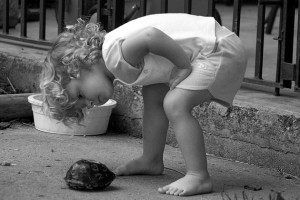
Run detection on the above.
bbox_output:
[158,172,213,196]
[115,156,164,176]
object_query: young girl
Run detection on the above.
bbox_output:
[40,13,247,196]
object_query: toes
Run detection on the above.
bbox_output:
[158,187,164,194]
[168,187,185,196]
[166,187,177,195]
[174,189,184,196]
[169,188,180,195]
[158,186,184,196]
[158,186,169,194]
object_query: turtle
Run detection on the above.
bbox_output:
[64,159,116,190]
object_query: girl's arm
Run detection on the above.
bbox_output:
[121,27,191,70]
[121,27,192,89]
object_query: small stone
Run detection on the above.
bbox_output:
[1,161,16,166]
[285,174,295,180]
[0,122,11,130]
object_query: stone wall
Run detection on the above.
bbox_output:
[0,52,42,94]
[110,82,300,177]
[1,50,299,177]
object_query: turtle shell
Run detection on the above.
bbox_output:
[64,159,116,190]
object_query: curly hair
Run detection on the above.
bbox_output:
[40,18,106,124]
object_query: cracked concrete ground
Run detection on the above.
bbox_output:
[1,123,300,200]
[1,2,300,200]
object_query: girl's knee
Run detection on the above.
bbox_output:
[163,94,188,122]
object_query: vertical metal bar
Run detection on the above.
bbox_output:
[161,0,168,13]
[39,0,46,40]
[296,0,300,90]
[21,0,28,37]
[2,0,9,34]
[106,0,112,30]
[97,0,108,30]
[232,0,242,36]
[275,6,283,96]
[97,0,102,23]
[207,0,215,17]
[140,0,147,16]
[78,0,83,18]
[112,0,124,28]
[184,0,192,14]
[280,0,295,88]
[254,2,265,79]
[57,0,65,34]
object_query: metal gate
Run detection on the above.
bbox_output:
[242,0,300,95]
[0,0,299,95]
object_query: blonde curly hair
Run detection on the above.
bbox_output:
[40,19,106,124]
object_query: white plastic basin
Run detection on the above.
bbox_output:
[28,94,117,136]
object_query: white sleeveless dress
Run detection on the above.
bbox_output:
[102,13,247,107]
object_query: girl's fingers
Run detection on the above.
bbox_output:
[169,68,192,90]
[170,78,181,90]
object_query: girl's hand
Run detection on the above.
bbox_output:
[122,27,191,70]
[169,67,192,90]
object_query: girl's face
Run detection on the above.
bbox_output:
[65,61,114,109]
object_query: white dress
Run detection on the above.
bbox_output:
[102,13,247,107]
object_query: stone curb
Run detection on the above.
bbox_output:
[1,49,299,178]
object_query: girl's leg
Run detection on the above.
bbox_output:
[158,88,213,196]
[116,83,169,175]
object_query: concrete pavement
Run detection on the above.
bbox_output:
[1,3,300,200]
[1,122,300,200]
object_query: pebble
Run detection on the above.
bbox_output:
[1,161,16,166]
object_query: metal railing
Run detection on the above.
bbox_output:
[1,0,51,47]
[0,0,299,94]
[242,0,300,95]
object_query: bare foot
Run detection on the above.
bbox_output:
[115,156,164,176]
[158,172,213,196]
